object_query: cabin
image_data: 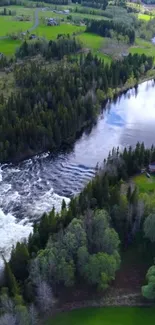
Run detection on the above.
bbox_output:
[148,162,155,174]
[47,18,58,26]
[29,34,37,40]
[63,9,70,14]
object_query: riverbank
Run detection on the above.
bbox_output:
[45,306,155,325]
[0,78,155,284]
[1,68,155,166]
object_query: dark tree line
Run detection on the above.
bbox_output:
[0,0,23,5]
[0,7,14,15]
[0,51,153,163]
[0,55,14,69]
[86,19,135,44]
[16,35,82,60]
[27,143,155,254]
[28,0,69,4]
[81,0,108,10]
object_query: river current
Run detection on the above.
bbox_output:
[0,79,155,268]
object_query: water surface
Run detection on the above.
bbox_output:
[0,80,155,267]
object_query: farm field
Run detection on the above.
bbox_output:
[39,10,105,21]
[77,32,105,51]
[138,13,152,21]
[35,23,85,40]
[129,38,155,58]
[0,16,33,37]
[133,173,155,193]
[0,38,21,55]
[46,307,155,325]
[0,5,35,17]
[77,32,112,63]
[0,4,155,62]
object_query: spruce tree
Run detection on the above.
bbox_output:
[4,260,19,296]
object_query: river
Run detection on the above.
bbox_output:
[0,79,155,268]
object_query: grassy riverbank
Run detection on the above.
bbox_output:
[133,174,155,193]
[46,307,155,325]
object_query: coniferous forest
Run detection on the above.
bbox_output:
[86,19,135,44]
[0,38,153,162]
[0,25,155,324]
[1,143,155,324]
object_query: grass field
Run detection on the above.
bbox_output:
[46,307,155,325]
[138,13,151,21]
[35,23,85,40]
[133,173,155,193]
[77,32,105,50]
[39,10,105,21]
[129,38,155,58]
[77,33,112,63]
[0,5,35,17]
[0,38,21,55]
[0,16,33,37]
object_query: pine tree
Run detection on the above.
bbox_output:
[10,243,30,282]
[4,260,19,296]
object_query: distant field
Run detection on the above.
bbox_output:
[0,5,35,17]
[0,16,32,37]
[96,51,112,64]
[77,32,112,63]
[77,32,105,50]
[129,38,155,58]
[133,173,155,193]
[36,23,85,39]
[0,38,21,55]
[46,307,155,325]
[39,10,105,21]
[138,13,151,21]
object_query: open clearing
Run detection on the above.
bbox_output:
[77,33,112,63]
[0,38,21,55]
[0,5,35,17]
[0,16,32,36]
[39,10,105,21]
[133,173,155,193]
[46,307,155,325]
[77,32,105,51]
[35,23,85,39]
[129,38,155,58]
[138,13,151,21]
[0,4,155,62]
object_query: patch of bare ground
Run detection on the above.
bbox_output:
[101,38,129,60]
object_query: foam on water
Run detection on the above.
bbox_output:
[0,166,2,182]
[0,208,32,270]
[0,80,154,271]
[31,188,70,218]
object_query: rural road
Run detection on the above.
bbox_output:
[28,7,40,32]
[0,7,41,40]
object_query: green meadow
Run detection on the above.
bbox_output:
[39,10,105,21]
[133,173,155,193]
[0,16,32,36]
[0,5,35,17]
[77,32,105,50]
[35,23,85,40]
[46,307,155,325]
[129,38,155,58]
[0,38,21,55]
[0,4,154,63]
[138,13,152,21]
[77,32,112,63]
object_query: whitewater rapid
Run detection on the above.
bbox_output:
[0,80,155,270]
[0,154,95,269]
